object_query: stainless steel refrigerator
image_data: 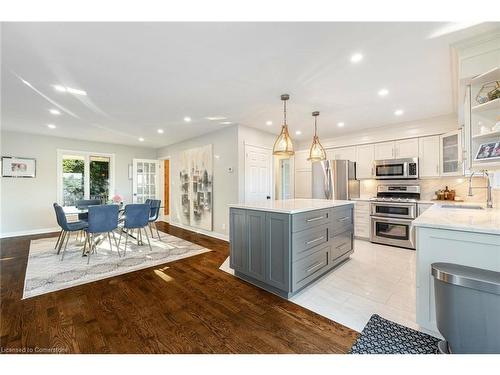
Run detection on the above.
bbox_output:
[311,160,360,200]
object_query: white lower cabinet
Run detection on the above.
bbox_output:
[354,201,370,239]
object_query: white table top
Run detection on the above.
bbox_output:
[229,199,354,214]
[413,204,500,235]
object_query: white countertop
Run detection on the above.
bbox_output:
[229,199,354,214]
[413,204,500,235]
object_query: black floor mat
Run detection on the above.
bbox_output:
[349,314,440,354]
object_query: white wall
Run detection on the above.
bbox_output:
[0,131,156,237]
[156,126,239,240]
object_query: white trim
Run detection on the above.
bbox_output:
[159,221,228,242]
[56,149,116,204]
[0,227,60,239]
[243,141,272,150]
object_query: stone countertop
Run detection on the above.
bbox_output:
[412,204,500,235]
[229,199,354,214]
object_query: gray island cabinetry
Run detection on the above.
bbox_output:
[229,199,354,298]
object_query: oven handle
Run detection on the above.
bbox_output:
[370,201,416,207]
[371,216,414,224]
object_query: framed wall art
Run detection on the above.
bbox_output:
[2,157,37,178]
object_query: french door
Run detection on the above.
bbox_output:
[132,159,159,203]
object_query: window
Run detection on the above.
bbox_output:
[57,150,115,206]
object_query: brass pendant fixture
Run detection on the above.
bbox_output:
[307,111,327,161]
[272,94,295,156]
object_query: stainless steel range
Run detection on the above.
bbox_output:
[369,185,420,249]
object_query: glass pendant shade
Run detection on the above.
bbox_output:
[307,111,326,161]
[308,136,327,161]
[273,94,294,156]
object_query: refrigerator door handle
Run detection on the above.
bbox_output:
[324,163,332,199]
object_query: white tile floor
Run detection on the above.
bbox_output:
[220,239,417,333]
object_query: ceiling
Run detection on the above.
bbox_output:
[2,22,499,148]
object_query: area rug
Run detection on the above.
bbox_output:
[23,231,211,299]
[349,314,440,354]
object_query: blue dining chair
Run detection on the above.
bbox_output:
[53,203,88,260]
[118,204,152,255]
[85,205,120,264]
[147,199,162,240]
[75,199,102,221]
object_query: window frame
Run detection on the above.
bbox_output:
[57,149,116,205]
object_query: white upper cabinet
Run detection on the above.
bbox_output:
[395,138,419,159]
[374,139,419,160]
[418,135,440,177]
[440,129,463,176]
[355,144,375,179]
[374,141,396,160]
[329,146,356,161]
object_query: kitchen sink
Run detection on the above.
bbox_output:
[440,204,484,210]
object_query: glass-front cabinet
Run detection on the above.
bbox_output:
[465,67,500,170]
[440,130,463,176]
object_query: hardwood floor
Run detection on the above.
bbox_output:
[0,222,358,353]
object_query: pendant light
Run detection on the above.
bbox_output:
[272,94,294,156]
[307,111,327,161]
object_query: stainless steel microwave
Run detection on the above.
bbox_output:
[373,158,418,180]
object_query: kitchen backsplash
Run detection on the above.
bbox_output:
[359,176,500,206]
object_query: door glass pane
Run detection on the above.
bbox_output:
[375,206,409,216]
[62,155,85,206]
[376,164,403,176]
[90,156,110,202]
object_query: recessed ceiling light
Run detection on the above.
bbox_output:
[47,124,56,129]
[205,116,227,121]
[138,137,145,142]
[266,121,273,126]
[378,88,389,97]
[183,117,191,122]
[49,109,61,115]
[220,121,233,125]
[350,53,363,63]
[295,130,302,135]
[337,122,345,127]
[157,129,164,134]
[394,109,404,116]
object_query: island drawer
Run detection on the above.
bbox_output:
[330,229,353,261]
[291,224,329,261]
[292,244,330,292]
[330,206,354,236]
[292,209,330,233]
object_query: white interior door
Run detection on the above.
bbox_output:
[133,159,159,203]
[245,144,272,203]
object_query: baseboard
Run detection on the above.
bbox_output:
[163,221,229,242]
[0,226,60,239]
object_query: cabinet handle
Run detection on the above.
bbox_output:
[335,242,348,249]
[306,216,325,222]
[305,236,325,245]
[306,261,325,273]
[338,216,350,222]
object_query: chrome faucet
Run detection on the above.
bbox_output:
[468,170,493,208]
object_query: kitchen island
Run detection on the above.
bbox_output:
[413,204,500,335]
[229,199,355,298]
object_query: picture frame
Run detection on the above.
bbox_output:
[2,156,37,178]
[474,142,500,161]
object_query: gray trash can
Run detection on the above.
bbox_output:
[432,262,500,354]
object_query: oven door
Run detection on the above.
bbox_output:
[370,202,416,219]
[370,216,415,249]
[374,161,408,179]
